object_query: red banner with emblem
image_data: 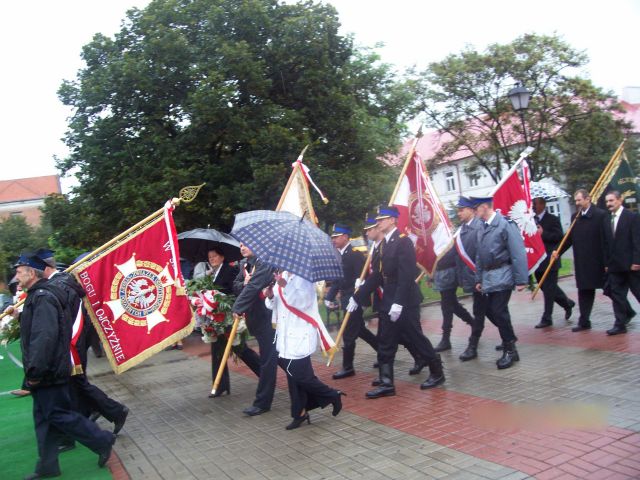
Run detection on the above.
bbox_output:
[73,202,194,374]
[492,160,546,273]
[392,151,453,276]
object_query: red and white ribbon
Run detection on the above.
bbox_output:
[293,158,328,204]
[189,290,218,319]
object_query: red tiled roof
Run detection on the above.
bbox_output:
[0,175,61,203]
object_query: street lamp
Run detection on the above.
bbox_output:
[507,82,531,147]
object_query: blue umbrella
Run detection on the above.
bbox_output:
[231,210,343,283]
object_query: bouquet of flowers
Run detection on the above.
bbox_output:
[0,314,20,345]
[186,277,247,351]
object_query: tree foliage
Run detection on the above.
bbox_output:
[0,216,50,284]
[409,33,631,182]
[47,0,413,246]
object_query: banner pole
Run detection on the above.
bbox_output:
[211,315,240,395]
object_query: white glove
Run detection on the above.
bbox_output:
[324,300,334,308]
[354,278,365,289]
[389,303,403,322]
[346,297,359,313]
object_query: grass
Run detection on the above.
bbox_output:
[0,342,112,480]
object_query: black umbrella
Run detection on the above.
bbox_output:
[177,228,242,263]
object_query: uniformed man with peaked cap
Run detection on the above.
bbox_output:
[349,205,444,398]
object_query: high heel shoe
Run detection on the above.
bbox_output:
[332,391,347,417]
[208,387,230,398]
[285,413,310,430]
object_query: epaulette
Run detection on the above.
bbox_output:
[399,233,406,238]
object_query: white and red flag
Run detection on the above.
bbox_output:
[73,201,194,374]
[491,150,546,273]
[392,149,453,276]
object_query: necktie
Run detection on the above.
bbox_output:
[534,215,540,225]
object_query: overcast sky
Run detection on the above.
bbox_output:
[1,0,638,187]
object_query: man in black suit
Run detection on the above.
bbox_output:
[325,224,378,380]
[232,244,278,415]
[553,189,608,331]
[603,190,640,335]
[350,205,444,398]
[533,197,575,328]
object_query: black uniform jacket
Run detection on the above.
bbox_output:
[325,244,366,309]
[232,257,275,328]
[213,262,239,296]
[20,279,72,388]
[603,207,640,273]
[536,212,563,273]
[355,229,423,312]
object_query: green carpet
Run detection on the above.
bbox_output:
[0,342,113,480]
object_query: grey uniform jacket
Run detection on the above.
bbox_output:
[475,212,528,293]
[455,217,484,293]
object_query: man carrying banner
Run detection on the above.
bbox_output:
[552,189,608,331]
[325,224,378,380]
[14,253,115,479]
[472,196,528,369]
[453,197,487,361]
[349,205,444,398]
[232,243,278,416]
[532,197,575,328]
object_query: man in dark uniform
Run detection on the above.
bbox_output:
[453,197,487,361]
[602,190,640,335]
[232,243,278,416]
[36,250,129,442]
[532,197,575,328]
[553,189,608,331]
[325,224,378,379]
[349,205,444,398]
[472,197,528,370]
[14,253,114,479]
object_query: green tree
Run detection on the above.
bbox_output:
[410,33,629,182]
[0,216,50,283]
[48,0,412,244]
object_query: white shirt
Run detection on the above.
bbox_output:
[485,212,497,226]
[339,243,351,256]
[612,206,624,233]
[384,227,398,243]
[535,210,546,222]
[581,205,591,216]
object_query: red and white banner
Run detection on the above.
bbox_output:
[393,151,453,276]
[492,159,546,273]
[74,202,194,374]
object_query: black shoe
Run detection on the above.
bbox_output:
[459,337,479,362]
[285,414,310,430]
[98,434,116,468]
[495,344,503,351]
[535,320,552,329]
[408,360,428,375]
[113,407,129,435]
[243,406,270,416]
[331,391,347,417]
[606,325,627,336]
[89,411,101,422]
[366,385,396,399]
[209,387,230,398]
[565,301,575,320]
[420,373,445,389]
[58,442,75,453]
[372,361,379,369]
[496,342,519,370]
[371,378,382,386]
[434,337,451,352]
[332,368,355,380]
[24,472,61,480]
[571,324,591,332]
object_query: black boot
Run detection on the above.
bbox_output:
[420,355,445,389]
[366,363,395,399]
[333,344,355,379]
[459,336,479,362]
[434,332,451,352]
[408,357,428,375]
[496,341,519,370]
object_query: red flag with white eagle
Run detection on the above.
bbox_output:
[492,156,546,273]
[392,149,453,276]
[73,201,194,374]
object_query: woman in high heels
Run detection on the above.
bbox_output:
[265,271,345,430]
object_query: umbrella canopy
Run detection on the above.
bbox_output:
[177,228,242,263]
[231,210,343,283]
[530,182,569,200]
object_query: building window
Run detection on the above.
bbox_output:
[468,173,479,187]
[445,171,456,192]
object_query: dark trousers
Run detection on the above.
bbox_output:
[470,292,488,338]
[31,383,112,475]
[577,289,596,326]
[341,307,378,369]
[439,289,473,332]
[70,374,126,423]
[535,269,572,322]
[210,340,261,392]
[278,356,338,419]
[377,306,438,368]
[245,318,278,410]
[484,290,517,343]
[608,271,640,327]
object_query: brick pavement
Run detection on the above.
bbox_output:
[90,276,640,480]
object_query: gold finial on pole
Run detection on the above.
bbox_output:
[178,183,206,204]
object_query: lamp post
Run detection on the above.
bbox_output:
[507,83,531,147]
